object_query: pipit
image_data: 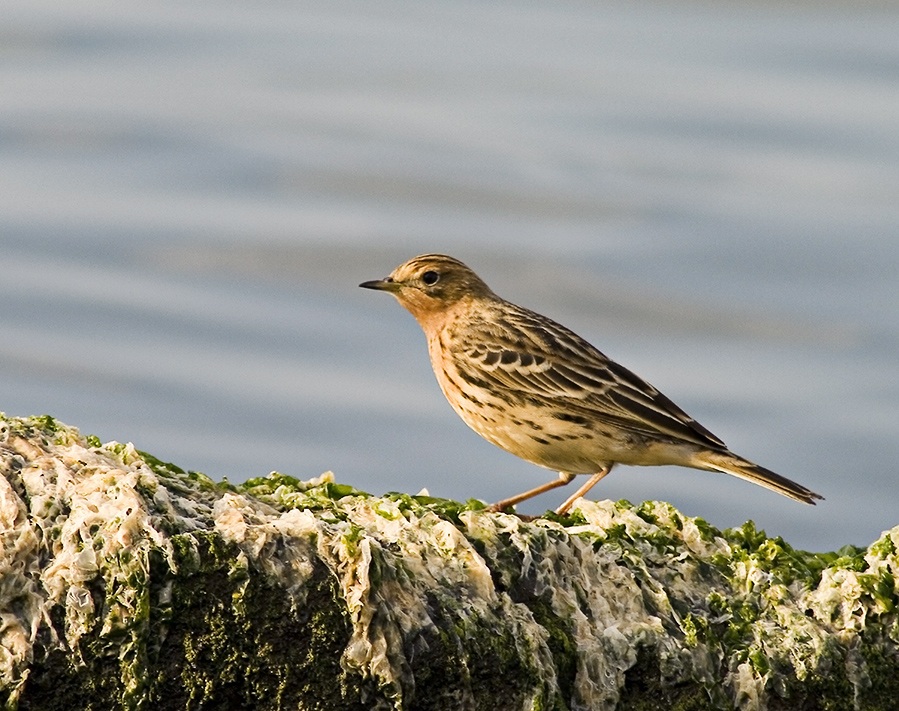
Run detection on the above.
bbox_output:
[360,254,822,515]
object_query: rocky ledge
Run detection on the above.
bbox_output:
[0,414,896,710]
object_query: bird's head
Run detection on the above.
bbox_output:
[360,254,496,326]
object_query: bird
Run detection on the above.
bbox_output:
[360,254,822,515]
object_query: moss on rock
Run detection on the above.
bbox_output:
[1,413,898,710]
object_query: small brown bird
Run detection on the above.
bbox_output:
[360,254,822,515]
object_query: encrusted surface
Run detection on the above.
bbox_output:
[0,414,897,710]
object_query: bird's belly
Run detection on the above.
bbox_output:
[453,403,622,474]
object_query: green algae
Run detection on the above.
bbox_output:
[19,530,371,711]
[136,451,220,493]
[146,531,372,711]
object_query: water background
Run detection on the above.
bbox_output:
[3,0,898,551]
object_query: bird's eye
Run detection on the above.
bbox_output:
[421,270,440,286]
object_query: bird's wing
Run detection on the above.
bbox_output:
[456,306,726,450]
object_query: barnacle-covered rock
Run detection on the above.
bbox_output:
[0,413,897,710]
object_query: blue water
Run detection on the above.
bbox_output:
[2,0,898,551]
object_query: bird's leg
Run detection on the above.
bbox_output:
[489,472,576,512]
[554,466,612,516]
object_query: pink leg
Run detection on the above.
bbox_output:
[554,467,612,516]
[489,472,576,512]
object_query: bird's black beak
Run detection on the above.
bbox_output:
[359,277,399,292]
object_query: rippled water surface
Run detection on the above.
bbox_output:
[2,0,898,550]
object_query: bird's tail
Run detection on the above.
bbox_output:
[693,451,823,505]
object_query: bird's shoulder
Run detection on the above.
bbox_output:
[450,299,615,380]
